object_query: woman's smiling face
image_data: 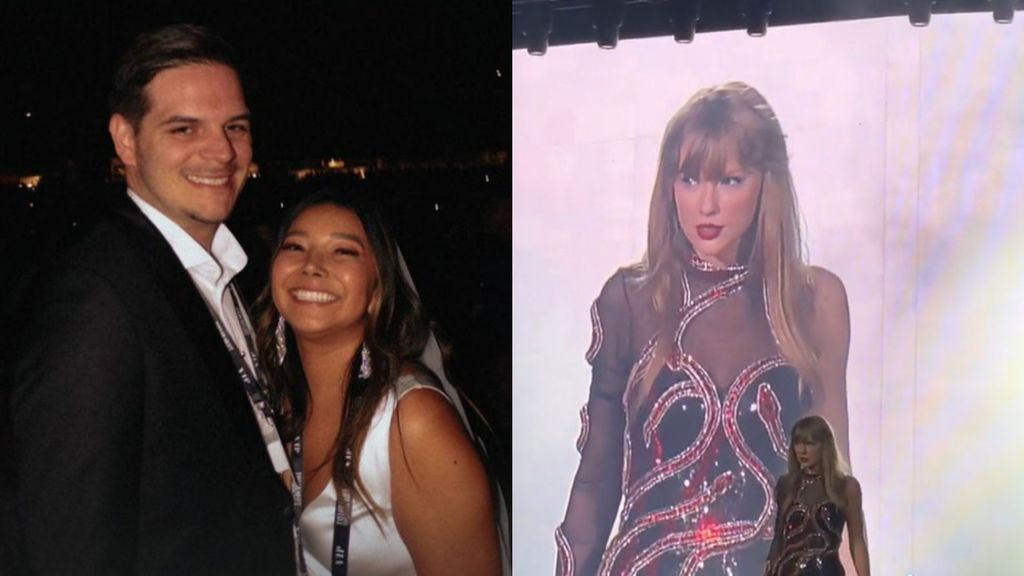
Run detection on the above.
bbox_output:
[271,203,379,342]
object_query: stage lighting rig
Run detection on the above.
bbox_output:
[907,0,934,26]
[743,0,771,37]
[669,0,702,43]
[524,1,555,55]
[992,0,1015,23]
[594,0,625,49]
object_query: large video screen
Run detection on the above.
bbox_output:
[514,13,1024,576]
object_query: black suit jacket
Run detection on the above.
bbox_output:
[4,199,295,575]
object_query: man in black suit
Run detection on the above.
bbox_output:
[4,25,295,575]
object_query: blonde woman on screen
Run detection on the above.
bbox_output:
[764,416,870,576]
[555,82,851,576]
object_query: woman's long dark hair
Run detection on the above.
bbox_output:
[254,188,430,518]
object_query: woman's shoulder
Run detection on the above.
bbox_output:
[806,266,847,309]
[839,474,862,497]
[595,264,647,309]
[389,366,478,480]
[395,363,446,400]
[772,472,797,504]
[805,265,850,336]
[392,364,458,430]
[835,474,863,514]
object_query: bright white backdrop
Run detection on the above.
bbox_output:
[513,13,1024,576]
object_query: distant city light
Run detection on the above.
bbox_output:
[19,175,41,189]
[291,168,315,181]
[284,153,504,182]
[496,69,502,78]
[434,203,439,211]
[25,112,32,118]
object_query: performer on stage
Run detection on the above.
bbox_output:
[764,415,870,576]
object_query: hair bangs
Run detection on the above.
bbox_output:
[791,416,832,446]
[677,119,763,181]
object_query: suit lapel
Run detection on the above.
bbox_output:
[110,202,272,470]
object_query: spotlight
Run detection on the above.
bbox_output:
[594,0,625,49]
[743,0,771,37]
[993,0,1015,23]
[669,0,702,43]
[524,1,554,56]
[907,0,934,26]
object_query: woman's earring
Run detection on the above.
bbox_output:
[275,315,287,366]
[359,343,372,380]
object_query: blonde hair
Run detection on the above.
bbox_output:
[782,415,850,511]
[630,81,819,414]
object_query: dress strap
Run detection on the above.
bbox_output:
[395,373,451,404]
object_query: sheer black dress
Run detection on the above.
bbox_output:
[765,472,846,575]
[556,256,809,576]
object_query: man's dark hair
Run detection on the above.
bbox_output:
[109,24,242,126]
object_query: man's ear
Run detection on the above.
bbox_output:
[109,113,138,166]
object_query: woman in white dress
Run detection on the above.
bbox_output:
[256,188,502,575]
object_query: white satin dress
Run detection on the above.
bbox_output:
[299,374,447,576]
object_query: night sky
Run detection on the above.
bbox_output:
[0,1,508,172]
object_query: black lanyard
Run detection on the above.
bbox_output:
[291,435,352,576]
[205,283,352,575]
[200,284,310,572]
[201,283,272,421]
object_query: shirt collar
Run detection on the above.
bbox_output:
[126,189,248,285]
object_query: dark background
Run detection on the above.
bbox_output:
[0,0,510,500]
[1,1,507,166]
